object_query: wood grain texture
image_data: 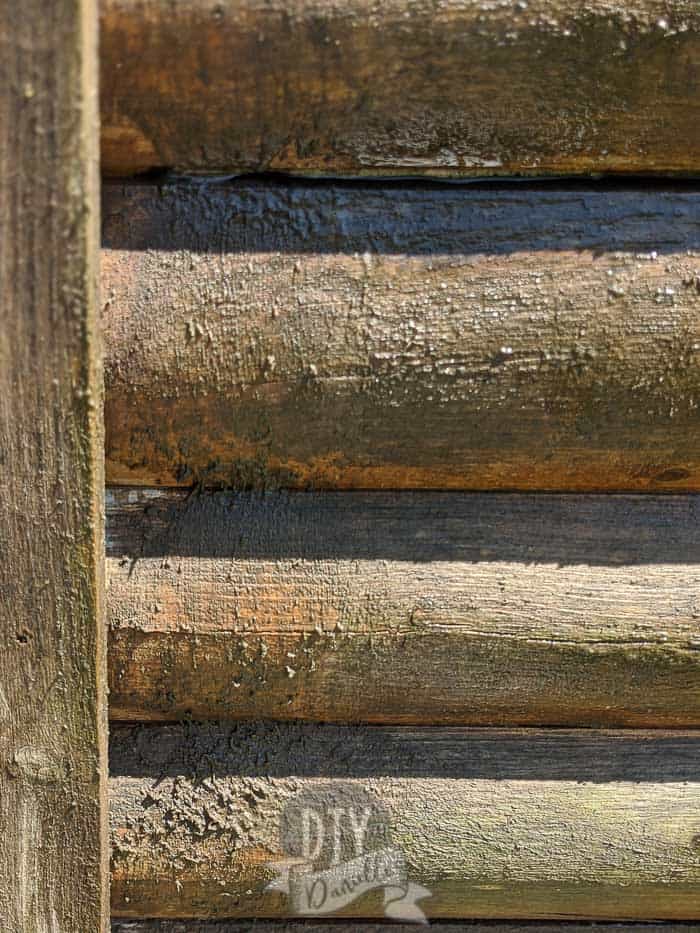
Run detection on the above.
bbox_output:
[100,0,700,177]
[106,487,700,726]
[0,0,109,930]
[112,923,700,932]
[110,724,700,920]
[103,181,700,492]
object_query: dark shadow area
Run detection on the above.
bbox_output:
[101,176,700,257]
[106,488,700,565]
[109,923,700,932]
[109,721,700,782]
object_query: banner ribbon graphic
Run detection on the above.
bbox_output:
[267,846,431,923]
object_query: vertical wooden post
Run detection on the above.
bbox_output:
[0,1,108,930]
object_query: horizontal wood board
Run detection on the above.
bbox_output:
[110,724,700,920]
[107,487,700,726]
[112,923,700,932]
[103,182,700,492]
[101,0,700,176]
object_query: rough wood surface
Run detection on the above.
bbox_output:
[106,487,700,726]
[112,923,700,932]
[100,0,700,176]
[0,1,109,930]
[103,181,700,492]
[110,724,700,920]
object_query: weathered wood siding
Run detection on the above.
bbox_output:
[103,182,700,491]
[0,0,109,928]
[112,923,700,932]
[110,724,700,920]
[107,487,700,726]
[101,0,700,176]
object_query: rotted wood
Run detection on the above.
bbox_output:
[103,181,700,492]
[100,0,700,176]
[106,487,700,726]
[110,724,700,920]
[0,0,109,929]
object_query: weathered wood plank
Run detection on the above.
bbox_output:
[100,0,700,177]
[110,724,700,920]
[103,182,700,492]
[112,923,700,932]
[106,487,700,726]
[0,1,108,930]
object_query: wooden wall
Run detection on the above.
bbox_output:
[100,2,700,927]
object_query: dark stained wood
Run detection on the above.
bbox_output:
[101,0,700,177]
[106,487,700,727]
[110,724,700,920]
[112,923,700,932]
[103,182,700,492]
[0,0,108,929]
